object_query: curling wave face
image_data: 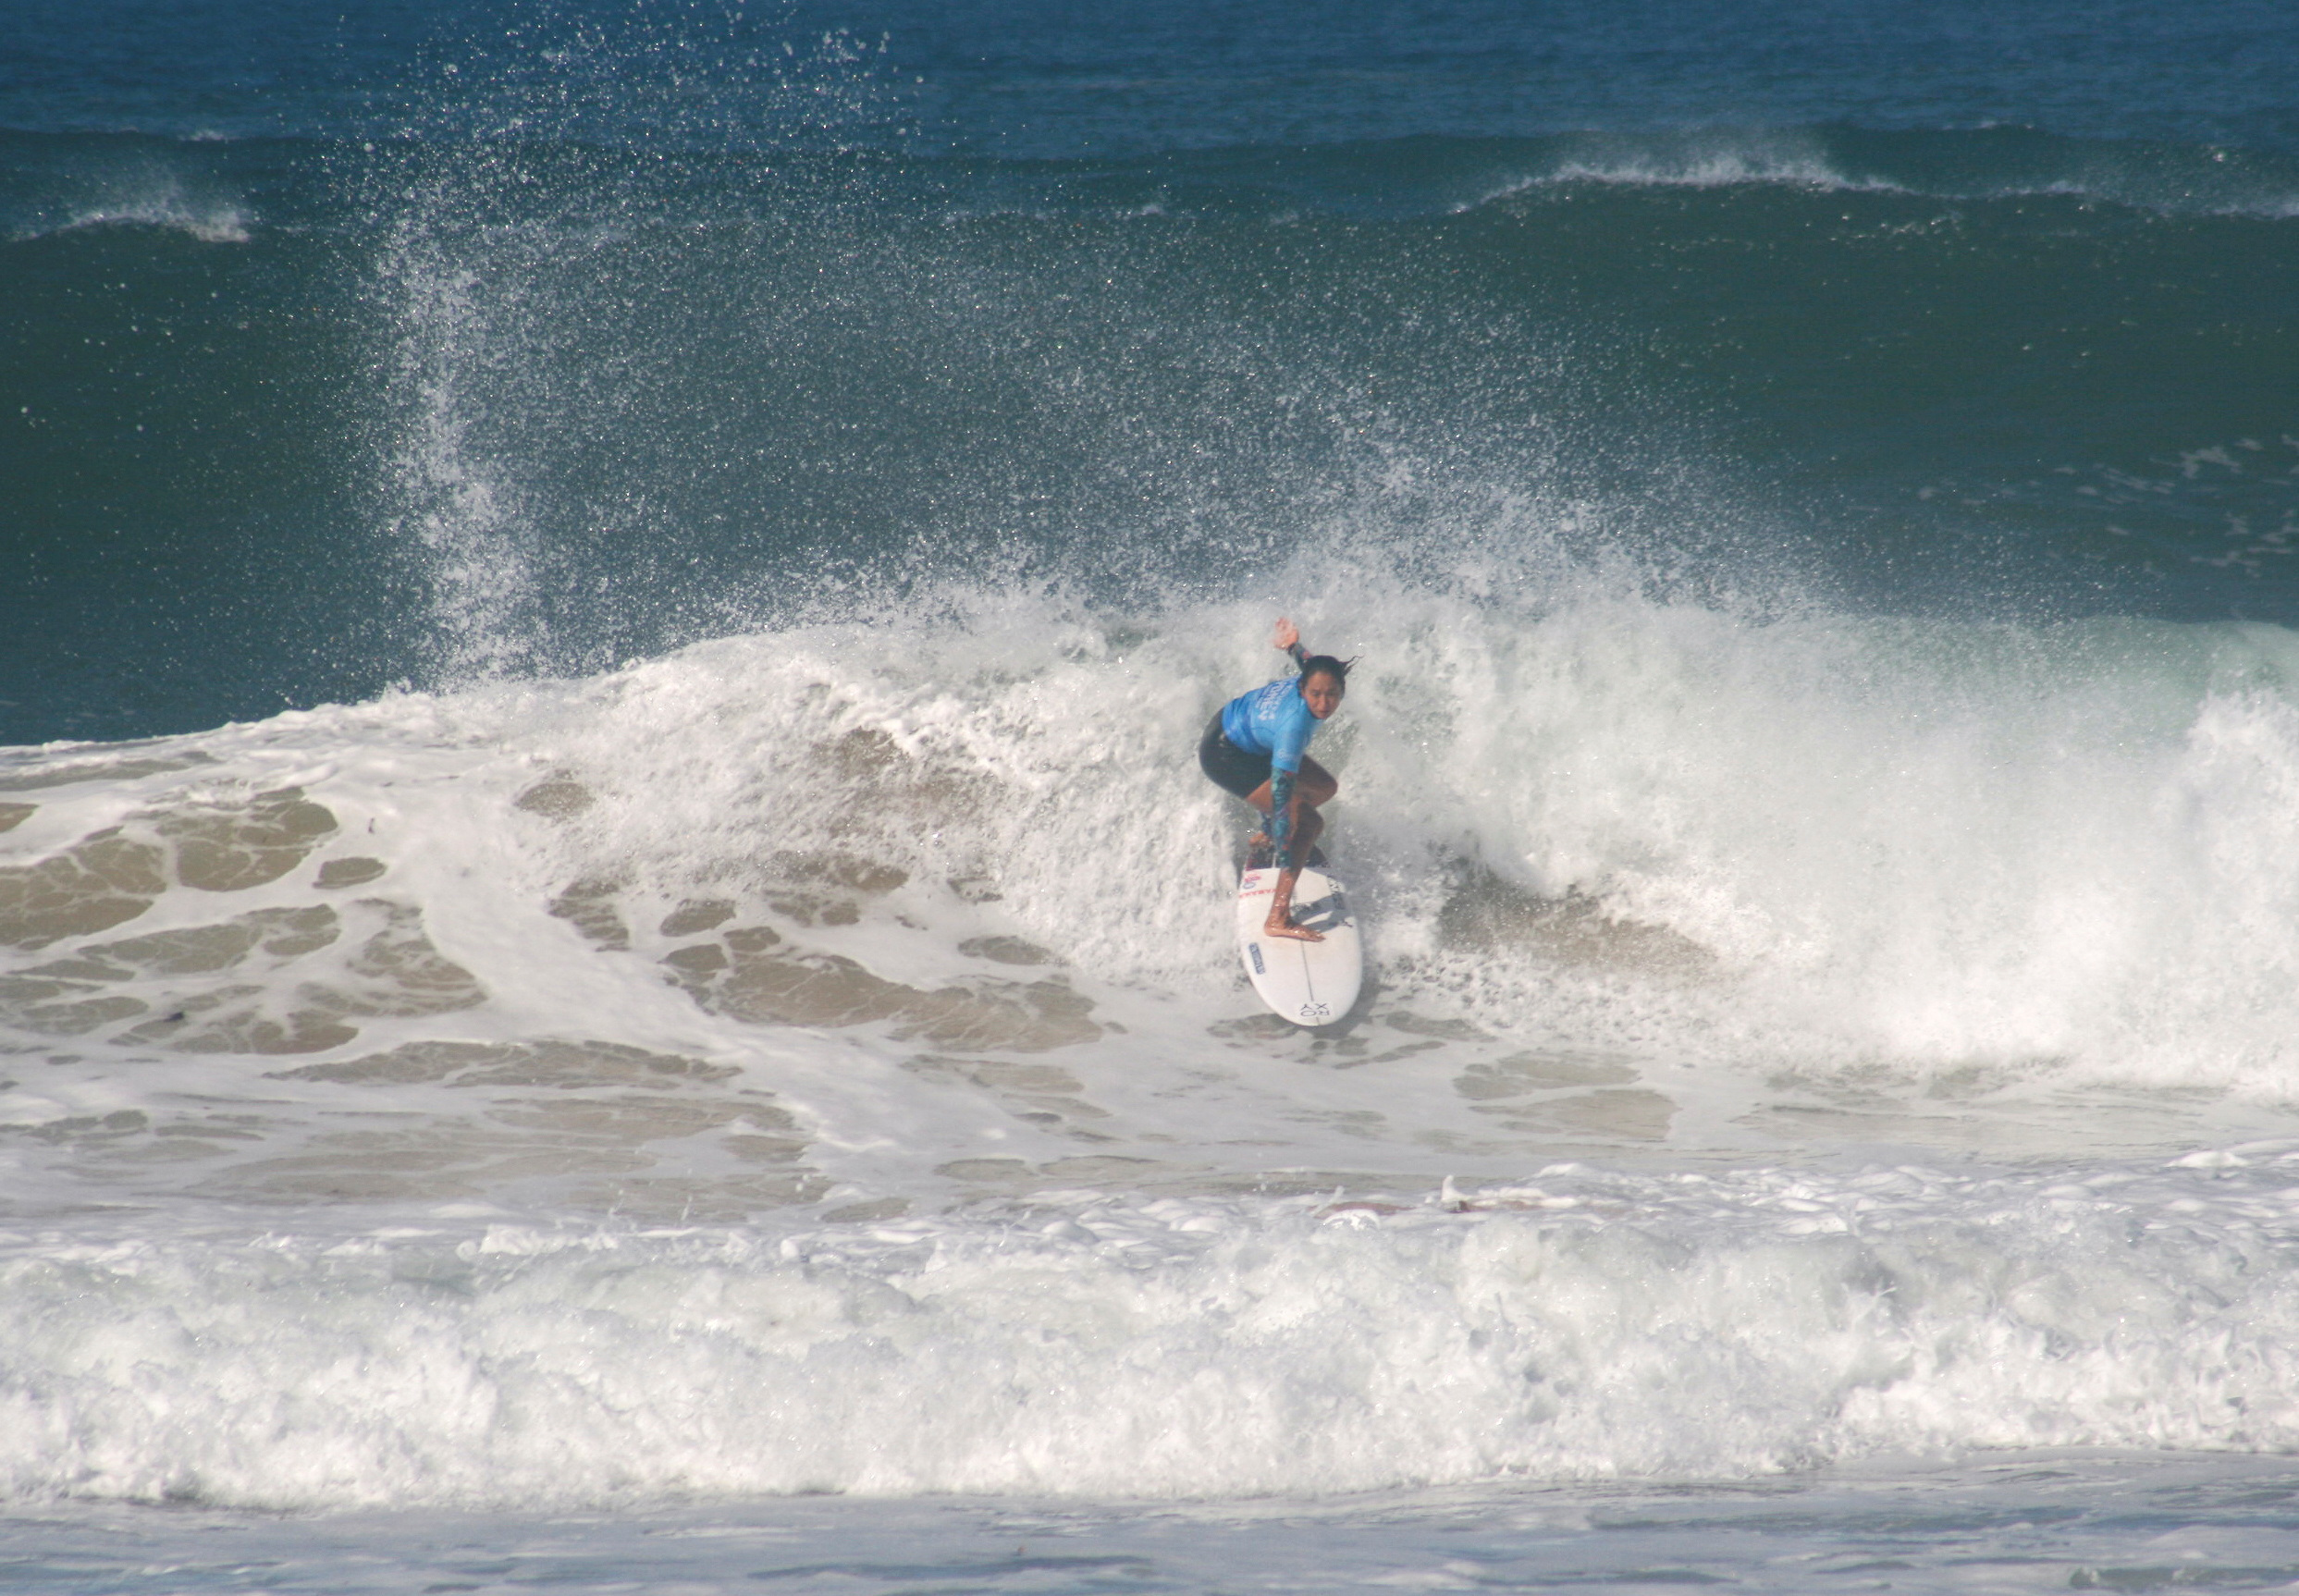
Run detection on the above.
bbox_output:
[8,587,2299,1235]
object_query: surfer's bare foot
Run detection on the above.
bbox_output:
[1263,870,1322,939]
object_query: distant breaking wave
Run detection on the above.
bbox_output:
[30,203,252,243]
[0,140,256,242]
[1445,127,2299,218]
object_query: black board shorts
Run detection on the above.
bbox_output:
[1199,712,1272,800]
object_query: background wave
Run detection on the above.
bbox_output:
[6,123,2297,743]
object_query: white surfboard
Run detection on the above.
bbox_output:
[1236,866,1363,1027]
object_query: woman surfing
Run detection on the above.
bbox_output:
[1198,618,1351,942]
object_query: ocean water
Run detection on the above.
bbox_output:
[9,0,2299,1589]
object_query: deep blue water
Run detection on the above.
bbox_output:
[5,0,2297,742]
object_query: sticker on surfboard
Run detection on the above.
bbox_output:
[1235,866,1363,1027]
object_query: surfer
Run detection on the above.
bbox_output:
[1199,618,1350,942]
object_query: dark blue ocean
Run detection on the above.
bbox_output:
[9,4,2299,1592]
[8,0,2298,742]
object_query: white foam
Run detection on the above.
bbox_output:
[11,588,2299,1509]
[2,1156,2297,1509]
[473,596,2299,1089]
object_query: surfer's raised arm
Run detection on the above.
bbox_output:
[1197,618,1352,941]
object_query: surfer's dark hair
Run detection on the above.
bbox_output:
[1299,654,1353,685]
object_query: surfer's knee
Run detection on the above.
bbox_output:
[1291,759,1335,803]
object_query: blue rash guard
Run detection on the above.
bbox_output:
[1220,656,1321,867]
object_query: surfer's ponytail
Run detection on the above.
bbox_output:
[1299,654,1353,685]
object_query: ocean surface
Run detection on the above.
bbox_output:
[8,0,2299,1590]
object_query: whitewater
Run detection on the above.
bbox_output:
[12,0,2299,1586]
[12,578,2299,1535]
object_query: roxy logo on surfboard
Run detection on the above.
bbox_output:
[1198,619,1365,1026]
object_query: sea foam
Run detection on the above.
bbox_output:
[2,1156,2297,1509]
[10,588,2299,1230]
